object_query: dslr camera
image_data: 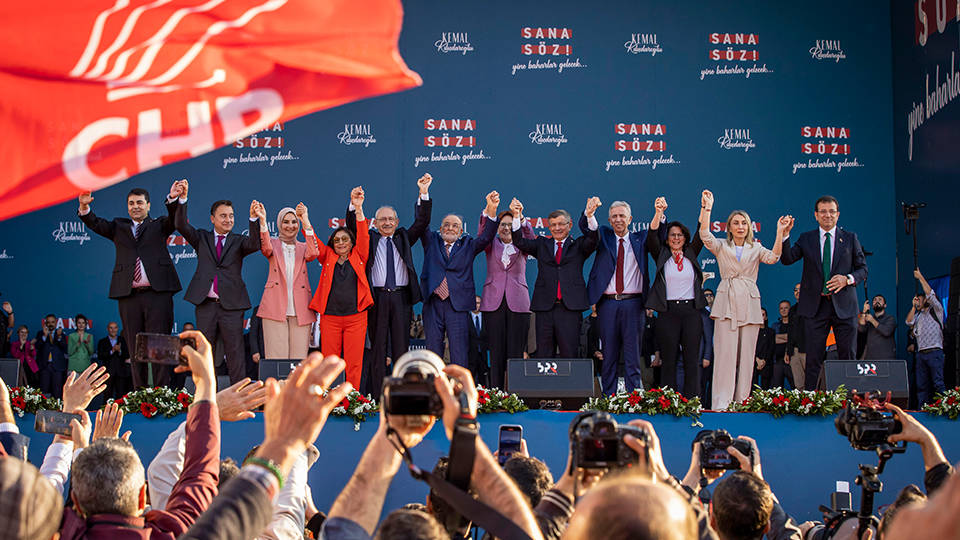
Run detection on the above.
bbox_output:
[834,391,903,451]
[382,349,445,416]
[694,429,752,470]
[569,411,649,469]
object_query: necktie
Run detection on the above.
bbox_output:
[133,222,144,284]
[433,243,452,300]
[822,232,832,294]
[214,235,224,295]
[555,240,563,299]
[384,236,397,289]
[474,314,481,331]
[616,238,625,294]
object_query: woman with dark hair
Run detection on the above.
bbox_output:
[478,201,536,388]
[256,202,320,360]
[308,187,371,387]
[645,197,706,398]
[699,189,787,409]
[10,325,37,387]
[67,314,94,373]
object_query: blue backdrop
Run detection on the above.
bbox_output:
[0,1,897,351]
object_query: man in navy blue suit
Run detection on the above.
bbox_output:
[579,198,654,395]
[417,191,499,366]
[780,195,867,390]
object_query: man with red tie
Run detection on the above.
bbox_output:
[579,198,657,395]
[512,200,598,358]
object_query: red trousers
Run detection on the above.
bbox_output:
[320,311,367,389]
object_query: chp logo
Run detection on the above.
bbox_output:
[52,221,91,245]
[717,128,756,152]
[792,125,864,174]
[700,33,773,80]
[414,118,491,167]
[435,32,474,55]
[809,40,846,62]
[529,123,568,147]
[604,123,679,172]
[224,121,299,169]
[624,33,663,56]
[512,27,586,75]
[337,123,377,147]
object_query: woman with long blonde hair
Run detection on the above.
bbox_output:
[699,190,790,409]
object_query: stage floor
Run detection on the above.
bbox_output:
[15,411,959,523]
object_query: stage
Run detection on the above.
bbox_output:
[14,410,959,523]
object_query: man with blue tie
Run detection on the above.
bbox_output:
[417,191,499,366]
[780,195,867,390]
[580,198,654,395]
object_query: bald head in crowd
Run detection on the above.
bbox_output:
[0,457,63,540]
[563,477,697,540]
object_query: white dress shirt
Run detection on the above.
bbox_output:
[664,255,695,300]
[130,220,152,287]
[282,242,297,316]
[586,215,642,294]
[370,235,409,288]
[207,233,228,299]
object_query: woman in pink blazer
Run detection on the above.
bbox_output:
[256,203,320,360]
[479,203,536,388]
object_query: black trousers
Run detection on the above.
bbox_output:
[362,288,411,398]
[196,299,246,384]
[535,302,581,358]
[655,300,703,398]
[118,288,174,388]
[804,296,857,390]
[484,298,530,388]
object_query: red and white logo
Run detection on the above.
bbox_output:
[512,27,586,75]
[700,33,773,80]
[415,118,490,167]
[605,123,678,172]
[793,125,864,174]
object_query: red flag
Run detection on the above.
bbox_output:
[0,0,421,221]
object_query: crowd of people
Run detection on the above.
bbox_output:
[0,179,950,409]
[0,339,957,540]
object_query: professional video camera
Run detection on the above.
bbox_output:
[569,411,649,470]
[382,349,445,416]
[807,391,906,539]
[693,429,753,470]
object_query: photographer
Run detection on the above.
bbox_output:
[884,403,953,495]
[905,268,946,406]
[322,364,542,540]
[857,296,895,360]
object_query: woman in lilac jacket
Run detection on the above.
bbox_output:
[479,202,536,388]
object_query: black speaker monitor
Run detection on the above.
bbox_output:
[506,358,597,410]
[823,360,909,407]
[258,358,346,387]
[0,359,18,388]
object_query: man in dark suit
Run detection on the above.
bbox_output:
[78,181,183,388]
[700,289,715,403]
[416,191,499,367]
[467,295,490,386]
[347,173,432,397]
[513,200,598,358]
[97,321,131,399]
[580,198,653,395]
[780,195,867,390]
[34,314,67,398]
[175,180,262,384]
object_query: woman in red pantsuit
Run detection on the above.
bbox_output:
[309,187,372,387]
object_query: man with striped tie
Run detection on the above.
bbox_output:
[78,180,185,388]
[416,191,499,366]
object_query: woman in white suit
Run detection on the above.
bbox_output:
[699,189,789,409]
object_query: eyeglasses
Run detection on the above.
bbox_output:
[332,236,352,244]
[816,209,838,216]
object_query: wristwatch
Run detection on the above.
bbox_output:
[846,275,855,286]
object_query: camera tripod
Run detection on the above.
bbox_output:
[844,443,906,538]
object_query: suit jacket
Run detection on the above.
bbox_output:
[478,216,535,313]
[346,197,432,305]
[700,308,715,362]
[256,235,320,325]
[60,401,220,540]
[80,200,182,298]
[513,221,597,312]
[578,214,652,306]
[780,228,867,320]
[468,312,489,360]
[35,329,68,371]
[97,335,130,379]
[175,202,261,310]
[700,228,779,330]
[308,219,373,315]
[0,431,29,461]
[645,223,707,312]
[418,215,498,312]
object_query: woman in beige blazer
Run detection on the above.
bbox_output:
[699,190,789,410]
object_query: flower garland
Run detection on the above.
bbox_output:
[108,386,192,418]
[476,385,529,414]
[923,387,960,419]
[727,385,847,417]
[581,388,703,423]
[7,386,61,417]
[331,390,379,429]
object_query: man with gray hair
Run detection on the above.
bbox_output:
[60,329,220,539]
[346,173,433,398]
[580,198,659,395]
